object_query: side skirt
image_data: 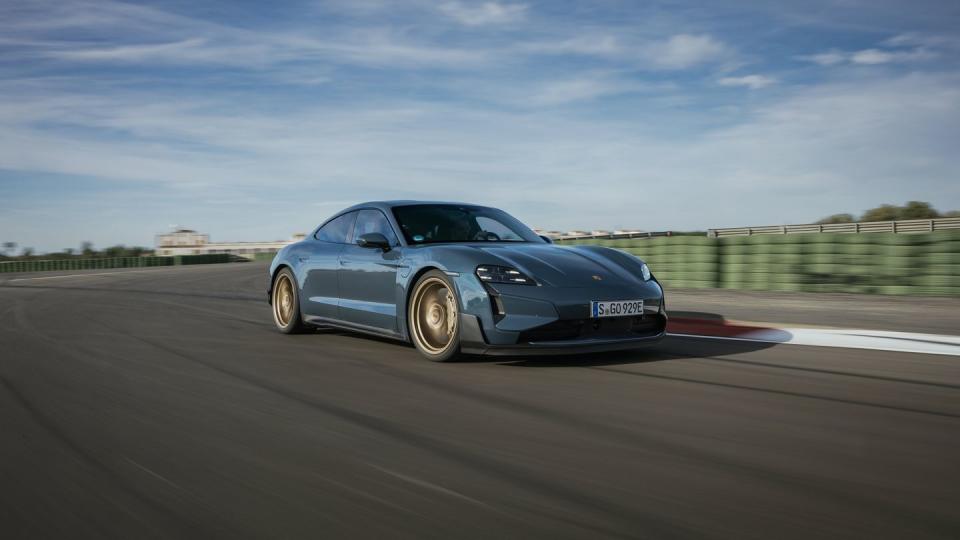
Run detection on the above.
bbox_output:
[302,315,408,343]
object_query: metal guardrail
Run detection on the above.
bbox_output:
[707,217,960,238]
[552,218,960,240]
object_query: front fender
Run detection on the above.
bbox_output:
[267,243,305,303]
[393,247,473,342]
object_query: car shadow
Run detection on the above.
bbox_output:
[495,334,780,368]
[490,310,785,368]
[295,311,785,367]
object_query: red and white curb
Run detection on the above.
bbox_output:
[668,318,960,357]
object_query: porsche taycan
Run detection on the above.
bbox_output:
[268,202,666,361]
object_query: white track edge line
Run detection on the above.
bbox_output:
[8,268,179,281]
[668,331,960,357]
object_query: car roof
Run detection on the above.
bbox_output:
[339,201,491,213]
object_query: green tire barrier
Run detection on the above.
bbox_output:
[559,231,960,296]
[0,254,237,274]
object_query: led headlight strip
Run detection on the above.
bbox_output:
[476,265,536,285]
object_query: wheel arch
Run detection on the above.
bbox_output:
[268,263,294,305]
[402,265,443,342]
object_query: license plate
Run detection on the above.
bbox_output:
[591,299,644,318]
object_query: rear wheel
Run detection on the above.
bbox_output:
[409,270,461,362]
[272,268,308,334]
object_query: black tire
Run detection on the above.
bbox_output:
[271,267,309,334]
[408,270,462,362]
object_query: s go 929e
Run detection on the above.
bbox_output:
[268,201,666,361]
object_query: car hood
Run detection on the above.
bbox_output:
[462,244,644,288]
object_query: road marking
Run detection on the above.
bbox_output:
[366,463,490,507]
[669,327,960,357]
[124,457,184,491]
[8,268,181,282]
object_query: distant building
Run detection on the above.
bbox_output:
[155,228,305,258]
[533,229,565,239]
[156,229,209,249]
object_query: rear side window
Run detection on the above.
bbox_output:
[354,209,399,246]
[315,212,357,244]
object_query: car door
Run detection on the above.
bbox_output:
[299,211,357,321]
[338,209,403,334]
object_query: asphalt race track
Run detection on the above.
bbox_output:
[2,263,958,539]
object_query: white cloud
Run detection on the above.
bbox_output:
[520,32,733,71]
[643,34,728,69]
[4,73,956,241]
[850,48,895,65]
[3,2,959,249]
[438,1,528,26]
[519,35,621,56]
[318,0,395,16]
[803,50,847,66]
[52,38,210,62]
[0,0,237,45]
[2,1,493,70]
[295,32,491,67]
[850,47,936,64]
[801,40,939,67]
[523,76,648,106]
[883,32,960,49]
[718,74,776,89]
[2,1,727,75]
[436,71,672,107]
[21,31,491,70]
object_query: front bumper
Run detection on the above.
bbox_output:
[459,312,666,355]
[453,274,667,356]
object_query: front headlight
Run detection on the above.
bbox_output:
[476,265,536,285]
[641,263,651,281]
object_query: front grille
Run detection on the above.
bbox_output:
[518,319,583,341]
[518,314,665,343]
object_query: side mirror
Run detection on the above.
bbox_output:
[539,235,553,244]
[357,232,391,251]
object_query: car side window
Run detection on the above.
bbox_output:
[354,209,399,246]
[314,212,358,244]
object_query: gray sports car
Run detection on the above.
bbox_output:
[268,201,666,361]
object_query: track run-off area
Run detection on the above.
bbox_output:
[1,262,959,539]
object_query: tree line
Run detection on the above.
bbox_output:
[817,201,960,225]
[0,241,154,261]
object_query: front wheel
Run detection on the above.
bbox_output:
[272,268,308,334]
[409,270,461,362]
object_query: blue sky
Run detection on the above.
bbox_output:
[1,0,959,252]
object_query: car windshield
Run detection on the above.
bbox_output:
[392,204,542,245]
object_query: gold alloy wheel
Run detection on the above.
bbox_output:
[273,274,296,328]
[411,277,458,355]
